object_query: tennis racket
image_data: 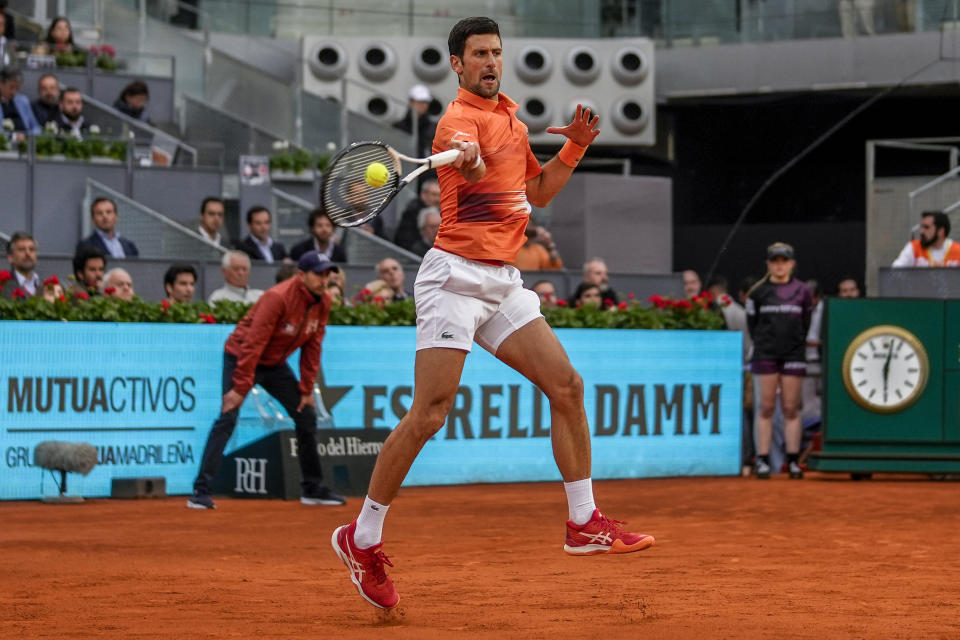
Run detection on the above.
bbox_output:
[320,141,463,228]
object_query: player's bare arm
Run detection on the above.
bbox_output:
[449,139,486,182]
[526,104,600,207]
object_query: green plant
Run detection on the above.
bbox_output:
[0,134,10,152]
[55,50,87,68]
[291,147,314,173]
[316,153,331,172]
[35,134,64,157]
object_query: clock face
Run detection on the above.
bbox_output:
[841,325,929,413]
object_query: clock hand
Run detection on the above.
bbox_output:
[882,340,895,398]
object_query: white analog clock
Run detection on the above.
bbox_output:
[841,325,929,413]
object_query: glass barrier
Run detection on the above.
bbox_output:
[84,178,227,261]
[182,94,286,168]
[271,188,315,247]
[343,228,423,267]
[82,93,197,166]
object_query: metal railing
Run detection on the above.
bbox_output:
[271,187,317,245]
[182,94,290,169]
[82,93,198,166]
[83,179,227,260]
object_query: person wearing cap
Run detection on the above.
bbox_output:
[394,83,437,159]
[187,250,345,509]
[744,242,814,480]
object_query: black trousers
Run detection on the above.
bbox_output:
[193,352,324,495]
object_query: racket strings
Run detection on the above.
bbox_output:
[322,144,399,227]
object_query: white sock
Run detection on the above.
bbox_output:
[563,478,596,525]
[353,496,389,549]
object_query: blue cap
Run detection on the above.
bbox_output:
[297,250,339,274]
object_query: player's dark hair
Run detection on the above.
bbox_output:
[923,211,951,237]
[246,206,270,225]
[163,263,197,292]
[307,207,332,228]
[200,196,224,214]
[72,246,106,280]
[90,196,116,216]
[448,17,500,59]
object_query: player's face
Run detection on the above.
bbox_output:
[453,33,502,99]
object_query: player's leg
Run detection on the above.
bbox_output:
[779,366,805,478]
[332,347,465,609]
[366,346,467,505]
[493,317,653,556]
[189,353,242,508]
[754,369,780,478]
[258,362,343,504]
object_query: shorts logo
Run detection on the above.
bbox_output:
[441,331,454,340]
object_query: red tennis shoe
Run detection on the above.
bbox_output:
[564,509,655,556]
[332,521,399,609]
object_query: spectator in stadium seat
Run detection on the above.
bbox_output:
[103,267,135,301]
[163,263,197,304]
[55,87,89,138]
[187,250,344,510]
[40,16,77,53]
[237,206,287,264]
[359,278,395,304]
[682,269,703,299]
[570,258,618,306]
[31,73,60,126]
[836,276,861,298]
[5,231,40,297]
[406,207,441,257]
[77,197,140,258]
[196,197,228,247]
[394,179,440,250]
[394,83,437,159]
[377,257,410,300]
[531,279,558,310]
[512,224,563,271]
[891,211,960,267]
[290,208,346,263]
[113,80,150,123]
[572,282,603,308]
[72,246,106,293]
[208,250,262,305]
[327,281,345,306]
[0,66,40,133]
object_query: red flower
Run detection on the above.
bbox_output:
[603,298,614,307]
[648,294,668,309]
[617,301,628,310]
[701,290,714,303]
[161,299,171,310]
[74,291,89,300]
[104,286,116,295]
[627,292,635,299]
[205,316,216,324]
[674,300,692,310]
[556,299,568,307]
[0,269,11,283]
[360,288,371,295]
[43,275,60,287]
[58,295,66,302]
[11,287,27,299]
[373,296,385,304]
[89,45,99,55]
[101,45,115,56]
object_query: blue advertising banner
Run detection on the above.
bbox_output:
[0,322,742,500]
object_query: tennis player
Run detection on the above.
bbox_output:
[333,16,654,609]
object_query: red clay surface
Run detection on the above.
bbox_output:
[3,475,960,639]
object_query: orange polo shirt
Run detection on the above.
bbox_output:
[432,88,543,262]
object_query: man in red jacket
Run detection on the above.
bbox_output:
[188,251,345,509]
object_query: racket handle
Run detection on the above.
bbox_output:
[428,149,464,168]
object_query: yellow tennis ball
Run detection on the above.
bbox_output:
[365,162,389,188]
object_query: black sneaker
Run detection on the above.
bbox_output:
[301,486,346,506]
[755,460,771,479]
[788,462,804,479]
[187,493,216,509]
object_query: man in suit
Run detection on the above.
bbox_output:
[76,197,140,259]
[5,231,41,297]
[31,73,60,126]
[289,208,346,263]
[0,66,40,133]
[236,206,287,264]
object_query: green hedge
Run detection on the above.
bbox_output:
[0,288,726,332]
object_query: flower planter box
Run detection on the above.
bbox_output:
[270,170,315,182]
[0,150,19,159]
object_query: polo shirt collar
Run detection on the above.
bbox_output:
[457,87,517,113]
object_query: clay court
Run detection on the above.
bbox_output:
[3,475,959,639]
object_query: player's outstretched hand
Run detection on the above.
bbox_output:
[546,104,600,147]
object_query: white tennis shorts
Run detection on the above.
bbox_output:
[414,248,542,354]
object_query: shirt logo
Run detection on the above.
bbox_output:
[306,319,319,334]
[441,331,454,340]
[281,322,297,335]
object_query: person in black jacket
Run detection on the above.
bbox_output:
[745,242,813,480]
[289,208,346,263]
[236,206,287,264]
[76,197,139,258]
